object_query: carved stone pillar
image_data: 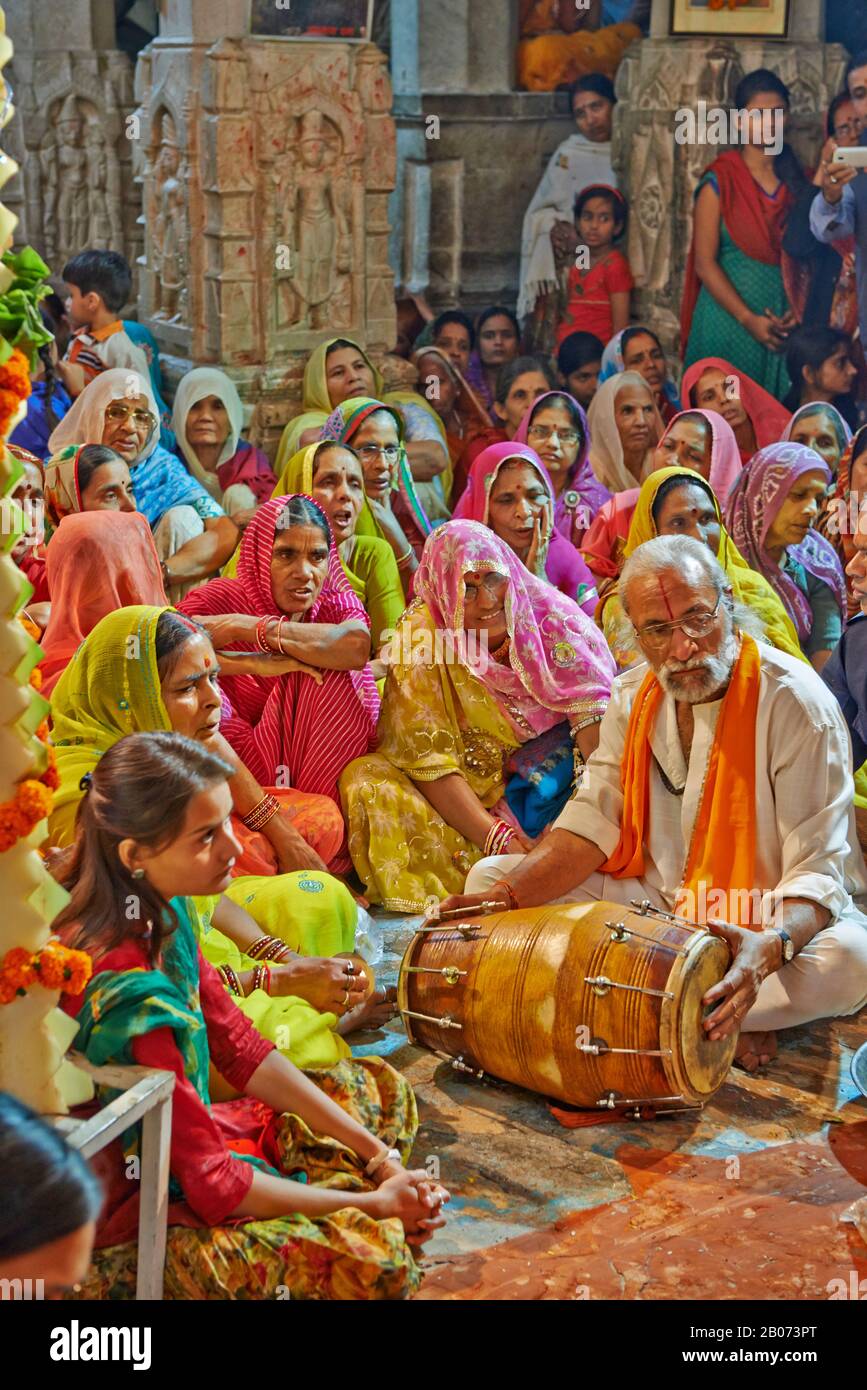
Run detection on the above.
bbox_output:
[617,0,846,366]
[3,0,140,278]
[133,4,397,452]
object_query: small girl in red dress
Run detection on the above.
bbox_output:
[556,185,633,349]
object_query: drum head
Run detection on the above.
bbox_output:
[675,935,738,1099]
[851,1041,867,1099]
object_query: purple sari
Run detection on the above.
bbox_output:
[724,442,846,643]
[513,390,611,547]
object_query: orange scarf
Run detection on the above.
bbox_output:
[602,636,760,927]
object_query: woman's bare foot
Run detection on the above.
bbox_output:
[734,1030,777,1073]
[337,986,398,1035]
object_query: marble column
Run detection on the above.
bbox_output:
[620,0,844,364]
[2,0,140,278]
[133,0,397,452]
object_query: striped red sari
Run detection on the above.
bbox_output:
[179,496,379,866]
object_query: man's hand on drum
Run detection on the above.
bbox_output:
[700,920,779,1040]
[433,882,512,917]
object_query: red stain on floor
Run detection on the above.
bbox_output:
[415,1135,867,1301]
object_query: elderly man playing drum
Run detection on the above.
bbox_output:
[444,536,867,1072]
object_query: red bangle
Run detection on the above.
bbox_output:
[499,879,519,912]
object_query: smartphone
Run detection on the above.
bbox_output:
[831,145,867,168]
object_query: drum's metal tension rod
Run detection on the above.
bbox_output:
[577,1043,673,1057]
[415,924,479,937]
[399,1008,462,1030]
[629,899,706,931]
[403,965,467,985]
[584,976,675,1000]
[605,921,688,955]
[597,1092,684,1109]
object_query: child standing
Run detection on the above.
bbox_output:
[556,185,632,349]
[62,250,151,397]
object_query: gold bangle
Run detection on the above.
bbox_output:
[396,546,413,567]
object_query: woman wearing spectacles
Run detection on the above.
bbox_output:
[48,368,238,601]
[314,395,435,584]
[513,388,611,547]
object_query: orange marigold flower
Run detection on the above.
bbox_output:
[0,347,32,399]
[3,946,37,990]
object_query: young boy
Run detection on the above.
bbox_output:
[62,251,150,397]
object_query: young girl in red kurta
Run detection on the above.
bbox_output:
[56,730,448,1300]
[556,185,633,349]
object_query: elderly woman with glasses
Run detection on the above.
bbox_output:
[48,369,239,601]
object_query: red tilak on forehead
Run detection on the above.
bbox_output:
[656,575,674,618]
[203,655,212,669]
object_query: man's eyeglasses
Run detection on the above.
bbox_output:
[527,424,581,446]
[636,595,723,652]
[357,443,399,465]
[105,403,157,431]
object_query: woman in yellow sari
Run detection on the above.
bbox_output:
[274,440,406,650]
[48,605,392,1066]
[275,335,452,518]
[597,466,806,669]
[340,520,615,910]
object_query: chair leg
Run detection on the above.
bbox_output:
[135,1084,172,1300]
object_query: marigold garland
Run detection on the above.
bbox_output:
[0,940,92,1006]
[0,345,30,438]
[0,689,59,852]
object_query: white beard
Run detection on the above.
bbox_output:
[657,628,738,704]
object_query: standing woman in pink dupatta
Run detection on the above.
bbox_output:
[178,495,379,870]
[339,520,615,910]
[581,407,745,582]
[725,441,846,672]
[452,440,599,616]
[512,388,611,548]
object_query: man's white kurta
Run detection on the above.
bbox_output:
[553,643,867,926]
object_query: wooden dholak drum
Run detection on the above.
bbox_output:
[398,899,738,1113]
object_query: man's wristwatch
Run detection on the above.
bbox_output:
[767,926,795,964]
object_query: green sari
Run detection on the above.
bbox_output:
[50,605,358,1071]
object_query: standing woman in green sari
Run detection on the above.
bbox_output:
[681,69,807,400]
[55,732,447,1299]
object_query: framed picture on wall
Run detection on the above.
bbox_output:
[671,0,789,38]
[250,0,375,41]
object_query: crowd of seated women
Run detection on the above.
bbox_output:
[10,187,867,1300]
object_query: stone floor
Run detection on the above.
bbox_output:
[351,913,867,1302]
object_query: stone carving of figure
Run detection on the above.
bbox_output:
[40,94,90,266]
[152,112,186,322]
[83,120,112,247]
[284,110,351,331]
